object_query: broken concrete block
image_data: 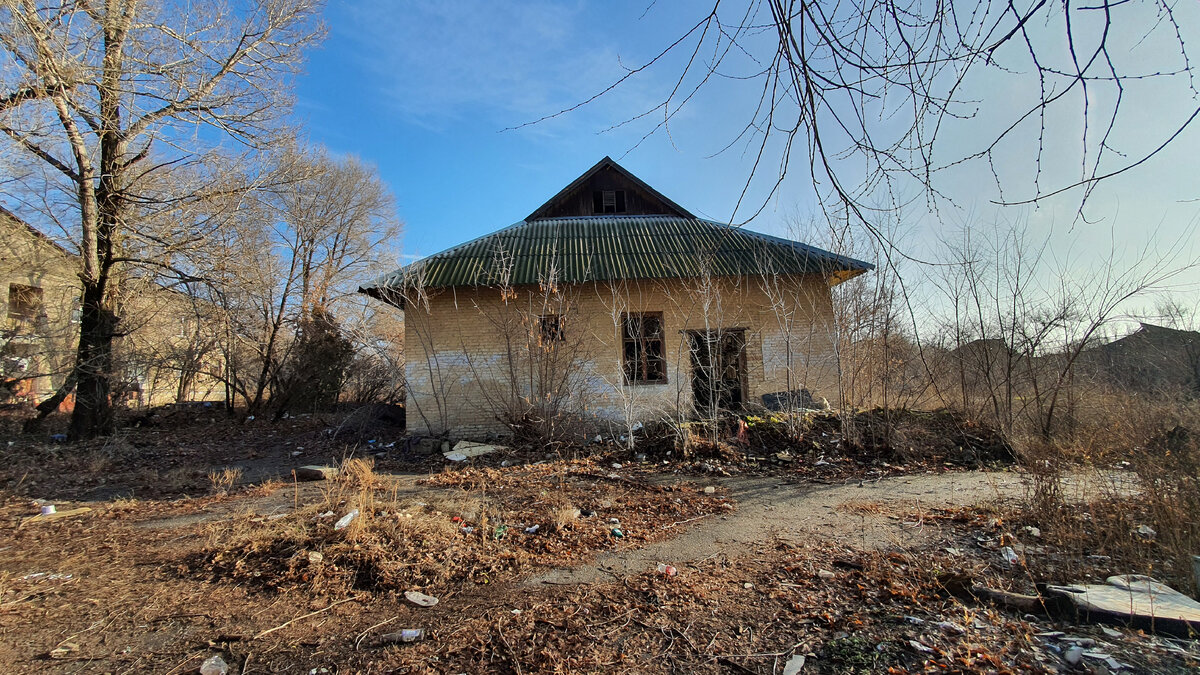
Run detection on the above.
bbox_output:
[443,441,504,462]
[293,465,339,481]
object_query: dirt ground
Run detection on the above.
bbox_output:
[0,412,1196,673]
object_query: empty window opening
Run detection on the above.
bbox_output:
[592,190,627,214]
[622,312,666,384]
[538,314,564,345]
[8,284,43,321]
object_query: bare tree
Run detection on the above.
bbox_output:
[532,2,1198,233]
[0,0,323,438]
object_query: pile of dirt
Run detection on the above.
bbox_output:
[192,459,732,596]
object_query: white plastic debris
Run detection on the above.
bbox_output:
[334,509,359,531]
[782,654,806,675]
[1000,546,1020,566]
[524,524,540,534]
[404,590,439,607]
[703,486,716,495]
[199,655,228,675]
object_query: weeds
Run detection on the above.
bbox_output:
[207,467,243,494]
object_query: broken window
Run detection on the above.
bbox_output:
[592,190,627,214]
[7,284,43,321]
[538,314,564,345]
[622,312,666,384]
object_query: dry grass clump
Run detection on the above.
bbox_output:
[207,467,243,494]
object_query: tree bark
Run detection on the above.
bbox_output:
[68,281,116,440]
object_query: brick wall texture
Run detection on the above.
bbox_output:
[402,274,840,439]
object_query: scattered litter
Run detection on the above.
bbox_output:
[377,629,425,644]
[21,572,73,581]
[333,510,359,531]
[39,504,56,515]
[316,511,334,519]
[49,642,79,659]
[306,551,324,564]
[610,527,624,538]
[1135,524,1157,539]
[1000,546,1020,566]
[1023,525,1041,538]
[612,463,623,469]
[743,582,754,589]
[909,639,933,653]
[904,616,924,625]
[291,450,302,456]
[609,517,620,524]
[656,563,677,576]
[817,569,836,580]
[460,526,474,534]
[404,591,438,607]
[199,654,228,675]
[1063,645,1084,666]
[22,506,92,525]
[782,654,806,675]
[703,486,716,495]
[524,525,540,534]
[936,620,967,635]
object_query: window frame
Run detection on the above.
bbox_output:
[621,311,667,385]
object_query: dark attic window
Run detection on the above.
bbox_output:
[592,190,627,214]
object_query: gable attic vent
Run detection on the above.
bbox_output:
[592,189,626,214]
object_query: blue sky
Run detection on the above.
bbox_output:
[296,0,1200,309]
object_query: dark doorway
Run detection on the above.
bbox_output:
[687,329,747,415]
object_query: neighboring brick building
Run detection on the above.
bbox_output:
[362,158,871,439]
[0,207,80,405]
[0,208,224,408]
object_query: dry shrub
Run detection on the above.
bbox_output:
[1013,395,1200,595]
[551,505,580,533]
[207,467,243,493]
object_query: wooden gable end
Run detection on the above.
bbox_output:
[526,157,694,220]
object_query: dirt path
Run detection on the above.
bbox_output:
[530,470,1027,585]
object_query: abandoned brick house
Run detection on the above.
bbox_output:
[361,157,871,439]
[1,208,224,407]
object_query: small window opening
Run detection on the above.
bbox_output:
[538,314,564,345]
[8,284,43,321]
[622,312,666,384]
[592,190,627,214]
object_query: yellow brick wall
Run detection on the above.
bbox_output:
[0,215,80,401]
[402,275,840,438]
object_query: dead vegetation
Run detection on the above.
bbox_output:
[193,457,731,597]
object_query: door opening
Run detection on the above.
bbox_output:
[687,329,746,415]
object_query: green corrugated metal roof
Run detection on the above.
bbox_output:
[360,216,872,300]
